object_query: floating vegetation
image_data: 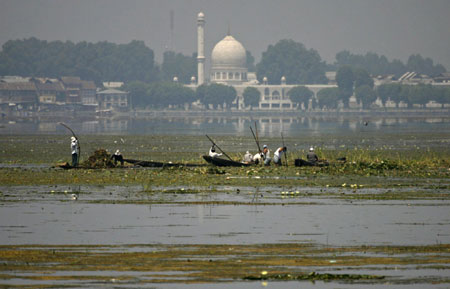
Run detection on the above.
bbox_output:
[81,148,115,169]
[243,271,385,281]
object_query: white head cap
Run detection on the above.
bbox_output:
[71,136,76,141]
[115,149,120,154]
[310,147,314,152]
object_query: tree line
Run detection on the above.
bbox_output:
[1,37,446,85]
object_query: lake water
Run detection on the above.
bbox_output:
[1,113,449,288]
[1,114,449,138]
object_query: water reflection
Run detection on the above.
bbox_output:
[1,115,449,137]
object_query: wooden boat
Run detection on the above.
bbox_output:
[294,158,329,167]
[202,155,252,167]
[124,158,202,168]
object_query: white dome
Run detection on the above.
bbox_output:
[211,35,246,69]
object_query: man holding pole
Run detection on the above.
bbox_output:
[70,136,79,167]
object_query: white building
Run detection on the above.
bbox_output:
[185,12,336,111]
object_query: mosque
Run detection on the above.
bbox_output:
[184,12,336,111]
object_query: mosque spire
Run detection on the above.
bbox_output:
[227,22,230,36]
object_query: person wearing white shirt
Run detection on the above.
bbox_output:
[273,146,287,165]
[209,145,222,158]
[70,136,79,167]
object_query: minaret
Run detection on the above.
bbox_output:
[197,12,205,85]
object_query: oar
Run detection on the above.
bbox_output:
[205,135,234,162]
[59,122,80,165]
[281,132,288,166]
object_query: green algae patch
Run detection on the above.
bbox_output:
[0,243,449,285]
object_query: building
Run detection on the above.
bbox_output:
[0,82,38,113]
[96,88,130,112]
[188,12,336,111]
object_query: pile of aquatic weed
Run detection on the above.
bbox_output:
[81,149,115,169]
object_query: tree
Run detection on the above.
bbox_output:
[376,83,402,106]
[242,87,260,108]
[161,51,196,84]
[288,86,313,109]
[246,50,256,72]
[197,83,237,109]
[256,39,328,85]
[407,54,446,77]
[353,68,374,89]
[0,38,160,84]
[317,87,340,109]
[336,66,354,107]
[122,81,150,108]
[355,85,377,109]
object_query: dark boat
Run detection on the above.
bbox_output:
[294,158,329,167]
[202,155,252,167]
[124,158,201,168]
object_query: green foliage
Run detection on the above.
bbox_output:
[246,50,256,72]
[355,85,377,109]
[242,87,260,108]
[0,38,160,84]
[376,83,403,105]
[256,39,328,85]
[407,54,446,77]
[122,81,195,109]
[353,67,374,88]
[147,82,196,109]
[336,66,354,107]
[335,50,446,77]
[317,87,340,109]
[196,83,237,109]
[161,51,196,84]
[376,84,450,107]
[122,81,150,108]
[287,86,313,109]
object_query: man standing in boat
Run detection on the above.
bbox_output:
[70,136,79,167]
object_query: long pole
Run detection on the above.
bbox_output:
[250,126,261,153]
[281,132,288,166]
[254,121,261,150]
[205,135,234,162]
[59,122,80,164]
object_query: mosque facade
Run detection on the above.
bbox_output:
[189,12,336,110]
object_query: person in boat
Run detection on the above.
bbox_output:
[111,149,124,166]
[307,147,319,164]
[243,150,253,163]
[70,136,79,167]
[209,145,222,158]
[262,145,271,166]
[273,146,287,165]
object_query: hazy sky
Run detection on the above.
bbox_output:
[1,0,449,69]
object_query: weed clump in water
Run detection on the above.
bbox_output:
[81,149,115,169]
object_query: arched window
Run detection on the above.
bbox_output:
[235,72,240,80]
[228,72,233,79]
[264,88,270,96]
[272,90,280,100]
[216,72,221,79]
[222,72,227,79]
